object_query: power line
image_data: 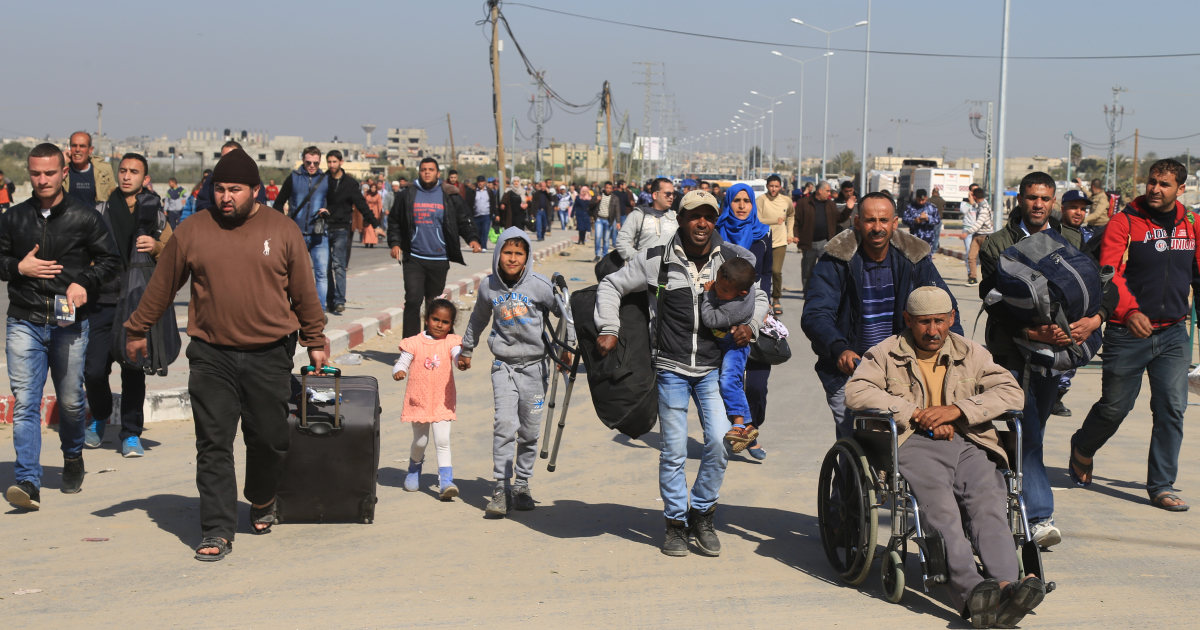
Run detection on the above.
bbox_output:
[507,3,1200,61]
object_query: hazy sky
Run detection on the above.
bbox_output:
[5,0,1199,163]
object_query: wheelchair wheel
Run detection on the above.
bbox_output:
[880,550,905,603]
[818,439,878,586]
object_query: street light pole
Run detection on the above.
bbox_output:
[751,90,794,176]
[993,0,1011,232]
[791,18,868,182]
[774,52,827,187]
[859,0,872,193]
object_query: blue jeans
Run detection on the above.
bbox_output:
[594,218,615,257]
[8,317,89,486]
[819,372,855,440]
[536,210,548,241]
[557,208,570,230]
[1010,367,1060,524]
[1074,322,1190,497]
[327,229,351,309]
[657,369,731,523]
[306,233,329,310]
[718,337,751,421]
[474,214,492,250]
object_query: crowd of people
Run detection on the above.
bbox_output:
[0,134,1193,627]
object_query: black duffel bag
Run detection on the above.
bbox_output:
[110,230,181,376]
[749,333,791,365]
[570,285,658,439]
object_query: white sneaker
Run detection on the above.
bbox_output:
[1030,521,1061,548]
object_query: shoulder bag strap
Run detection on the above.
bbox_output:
[288,172,327,220]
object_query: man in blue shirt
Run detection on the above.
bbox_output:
[802,193,960,439]
[387,158,482,338]
[273,146,331,310]
[903,189,941,260]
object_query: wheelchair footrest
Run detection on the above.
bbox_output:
[919,529,950,588]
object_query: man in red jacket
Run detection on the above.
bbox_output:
[1070,158,1195,512]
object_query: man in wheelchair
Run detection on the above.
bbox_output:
[845,286,1047,628]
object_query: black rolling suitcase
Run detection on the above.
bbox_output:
[276,366,382,524]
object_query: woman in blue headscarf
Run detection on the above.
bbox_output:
[715,184,774,461]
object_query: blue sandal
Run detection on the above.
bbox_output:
[746,439,766,461]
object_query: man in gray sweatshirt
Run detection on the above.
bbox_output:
[459,227,574,516]
[595,190,768,557]
[615,177,678,263]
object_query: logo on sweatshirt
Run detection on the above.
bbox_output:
[263,239,272,256]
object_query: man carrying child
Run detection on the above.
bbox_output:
[595,190,768,557]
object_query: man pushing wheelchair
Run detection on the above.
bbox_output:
[844,286,1047,628]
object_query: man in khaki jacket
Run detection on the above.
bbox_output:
[63,132,116,206]
[1083,178,1109,226]
[845,286,1046,628]
[757,174,795,314]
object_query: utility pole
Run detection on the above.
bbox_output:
[96,103,103,139]
[1103,86,1129,190]
[604,82,614,183]
[447,114,456,169]
[489,0,506,191]
[992,0,1011,232]
[510,116,517,185]
[890,119,909,159]
[1132,128,1140,190]
[531,70,547,181]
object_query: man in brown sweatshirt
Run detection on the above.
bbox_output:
[125,149,327,562]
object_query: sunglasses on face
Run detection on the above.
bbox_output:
[303,160,320,166]
[660,191,676,197]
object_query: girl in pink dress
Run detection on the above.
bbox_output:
[394,299,463,500]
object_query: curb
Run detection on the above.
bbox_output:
[938,246,966,261]
[4,238,579,427]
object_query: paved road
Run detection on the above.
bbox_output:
[2,241,1197,628]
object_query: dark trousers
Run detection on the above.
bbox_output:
[84,304,146,440]
[327,229,351,309]
[402,257,451,339]
[899,434,1017,613]
[744,360,772,429]
[187,337,294,541]
[800,239,827,292]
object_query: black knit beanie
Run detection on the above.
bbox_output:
[211,148,261,188]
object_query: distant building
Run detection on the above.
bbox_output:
[387,128,429,168]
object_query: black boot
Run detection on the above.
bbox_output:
[61,457,85,494]
[1050,390,1071,417]
[688,505,721,556]
[662,518,689,557]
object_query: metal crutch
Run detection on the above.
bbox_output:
[538,273,580,471]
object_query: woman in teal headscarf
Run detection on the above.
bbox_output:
[715,184,774,460]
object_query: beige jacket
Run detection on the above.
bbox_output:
[757,192,795,249]
[844,331,1024,467]
[1085,188,1109,226]
[62,155,116,204]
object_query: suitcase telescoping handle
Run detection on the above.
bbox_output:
[300,365,342,435]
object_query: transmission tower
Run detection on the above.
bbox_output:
[968,101,994,190]
[632,62,662,181]
[1104,86,1129,190]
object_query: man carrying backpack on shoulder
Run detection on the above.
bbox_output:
[1070,159,1196,513]
[978,171,1118,549]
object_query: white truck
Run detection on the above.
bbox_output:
[898,167,975,218]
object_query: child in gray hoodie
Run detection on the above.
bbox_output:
[458,227,574,516]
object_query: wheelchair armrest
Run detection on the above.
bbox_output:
[994,410,1024,489]
[852,409,895,432]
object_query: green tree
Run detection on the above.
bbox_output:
[1070,142,1082,167]
[1,142,27,159]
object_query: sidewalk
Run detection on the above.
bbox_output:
[0,230,579,427]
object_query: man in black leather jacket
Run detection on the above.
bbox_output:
[0,143,121,510]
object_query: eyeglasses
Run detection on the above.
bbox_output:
[660,191,676,197]
[303,160,320,166]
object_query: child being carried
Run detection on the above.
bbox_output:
[701,256,758,453]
